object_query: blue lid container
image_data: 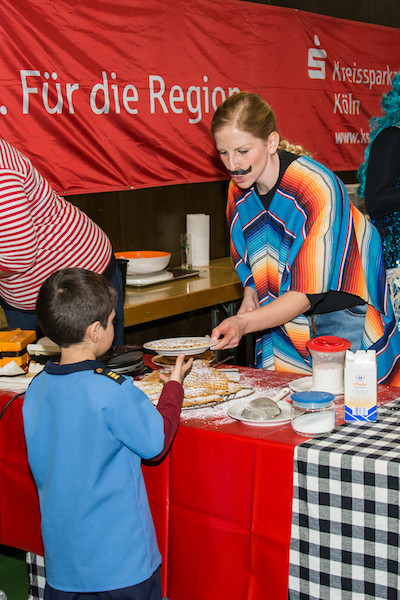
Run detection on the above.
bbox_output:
[291,391,335,408]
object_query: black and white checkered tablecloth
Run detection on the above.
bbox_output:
[289,401,400,600]
[26,552,45,600]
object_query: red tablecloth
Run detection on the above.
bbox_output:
[0,389,42,555]
[1,367,399,600]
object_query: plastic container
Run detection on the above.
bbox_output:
[114,251,171,275]
[306,336,351,394]
[291,391,336,437]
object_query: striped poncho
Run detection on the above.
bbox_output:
[228,155,400,385]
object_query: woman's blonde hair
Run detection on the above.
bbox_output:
[211,91,311,157]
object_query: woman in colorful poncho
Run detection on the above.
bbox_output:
[210,91,400,385]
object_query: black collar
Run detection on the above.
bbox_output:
[44,359,104,375]
[255,149,298,210]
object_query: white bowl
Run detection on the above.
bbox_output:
[115,251,171,274]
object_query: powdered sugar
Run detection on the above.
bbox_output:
[180,371,291,423]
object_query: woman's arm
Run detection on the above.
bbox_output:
[237,285,260,314]
[210,290,311,349]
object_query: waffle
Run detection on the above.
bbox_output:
[146,338,208,350]
[134,370,164,402]
[183,360,231,393]
[136,382,164,403]
[135,360,241,407]
[153,349,215,366]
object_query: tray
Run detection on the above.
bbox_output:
[126,268,200,288]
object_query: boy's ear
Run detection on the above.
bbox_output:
[86,321,101,343]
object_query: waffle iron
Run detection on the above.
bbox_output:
[98,345,151,377]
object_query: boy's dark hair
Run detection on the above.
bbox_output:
[36,268,117,347]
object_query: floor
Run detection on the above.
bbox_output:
[0,545,29,600]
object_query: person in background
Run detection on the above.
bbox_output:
[357,71,400,328]
[23,268,192,600]
[0,137,124,344]
[209,91,400,385]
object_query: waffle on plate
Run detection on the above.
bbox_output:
[152,349,215,366]
[136,359,241,407]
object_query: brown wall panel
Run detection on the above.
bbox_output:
[243,0,400,27]
[69,180,230,266]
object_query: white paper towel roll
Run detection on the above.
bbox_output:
[186,213,210,266]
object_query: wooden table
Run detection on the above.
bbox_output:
[123,257,243,327]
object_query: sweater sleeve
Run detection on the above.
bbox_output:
[146,380,184,463]
[365,127,400,219]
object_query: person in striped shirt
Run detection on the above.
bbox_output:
[209,91,400,385]
[0,137,124,344]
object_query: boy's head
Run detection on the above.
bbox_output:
[36,268,117,347]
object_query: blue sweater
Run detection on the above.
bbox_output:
[23,360,165,592]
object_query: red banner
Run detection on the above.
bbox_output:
[1,0,400,194]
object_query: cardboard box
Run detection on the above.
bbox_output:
[0,329,37,366]
[344,350,377,422]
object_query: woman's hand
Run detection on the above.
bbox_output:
[237,286,259,314]
[210,291,311,350]
[210,314,247,350]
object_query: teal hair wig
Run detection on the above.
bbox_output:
[357,71,400,197]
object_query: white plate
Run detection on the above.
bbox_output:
[227,399,292,426]
[126,271,173,287]
[289,376,343,395]
[143,336,213,356]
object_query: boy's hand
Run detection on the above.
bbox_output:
[168,353,193,384]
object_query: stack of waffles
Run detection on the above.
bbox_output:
[136,359,241,408]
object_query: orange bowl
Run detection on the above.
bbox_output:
[115,251,171,274]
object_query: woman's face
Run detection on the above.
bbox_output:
[214,125,279,193]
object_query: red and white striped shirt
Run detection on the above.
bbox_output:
[0,138,112,310]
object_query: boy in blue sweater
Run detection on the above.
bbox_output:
[23,267,192,600]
